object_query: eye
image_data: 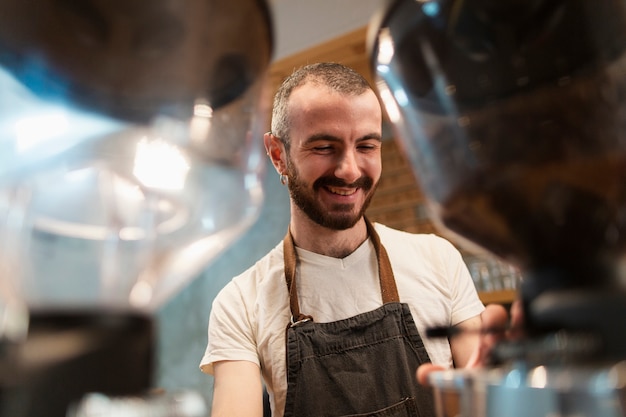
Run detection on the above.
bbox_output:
[312,145,334,153]
[357,142,380,152]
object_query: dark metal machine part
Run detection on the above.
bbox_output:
[370,0,626,415]
[0,0,273,122]
[371,0,626,354]
[0,311,154,417]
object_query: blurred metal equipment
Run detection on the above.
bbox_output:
[68,390,207,417]
[370,0,626,416]
[0,0,273,416]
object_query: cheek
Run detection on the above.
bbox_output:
[365,157,383,180]
[296,157,331,178]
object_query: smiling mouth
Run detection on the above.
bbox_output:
[327,186,357,196]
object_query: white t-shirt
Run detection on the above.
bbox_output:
[200,223,484,416]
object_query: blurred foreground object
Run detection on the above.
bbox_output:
[370,0,626,416]
[0,0,273,415]
[68,390,207,417]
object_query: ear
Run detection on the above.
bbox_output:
[263,132,287,175]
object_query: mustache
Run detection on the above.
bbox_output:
[313,176,374,191]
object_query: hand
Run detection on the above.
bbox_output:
[416,301,524,385]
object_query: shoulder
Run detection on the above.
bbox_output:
[374,222,458,254]
[215,240,286,303]
[208,239,289,338]
[373,222,466,277]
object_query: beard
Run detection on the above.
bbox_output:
[286,158,378,230]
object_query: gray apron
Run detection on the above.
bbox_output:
[282,218,436,417]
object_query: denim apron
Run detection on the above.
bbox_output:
[282,218,436,417]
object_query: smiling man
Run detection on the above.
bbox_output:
[200,62,485,417]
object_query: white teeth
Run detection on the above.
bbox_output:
[328,187,355,196]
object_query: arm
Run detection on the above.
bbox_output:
[417,304,510,384]
[212,360,264,417]
[449,314,482,368]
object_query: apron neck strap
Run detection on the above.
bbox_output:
[283,217,400,322]
[365,218,400,304]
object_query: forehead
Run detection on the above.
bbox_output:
[287,83,382,134]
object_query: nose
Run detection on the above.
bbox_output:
[334,149,361,184]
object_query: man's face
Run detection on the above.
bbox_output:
[284,83,383,230]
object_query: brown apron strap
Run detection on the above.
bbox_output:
[364,217,400,304]
[283,229,312,323]
[283,217,399,323]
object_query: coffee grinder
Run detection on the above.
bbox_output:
[370,0,626,415]
[0,1,273,416]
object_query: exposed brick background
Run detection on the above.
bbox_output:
[367,138,437,235]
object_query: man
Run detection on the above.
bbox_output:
[200,62,486,417]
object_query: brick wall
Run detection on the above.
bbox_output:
[366,138,437,235]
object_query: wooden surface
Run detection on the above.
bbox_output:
[478,289,518,305]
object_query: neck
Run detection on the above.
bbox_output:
[289,211,369,258]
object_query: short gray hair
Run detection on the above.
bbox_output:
[270,62,373,149]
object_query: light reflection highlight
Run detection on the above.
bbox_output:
[133,137,190,190]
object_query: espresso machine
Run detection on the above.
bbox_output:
[369,0,626,415]
[0,1,272,416]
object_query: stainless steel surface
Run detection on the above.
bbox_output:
[69,390,208,417]
[0,1,273,416]
[430,363,626,417]
[0,0,273,312]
